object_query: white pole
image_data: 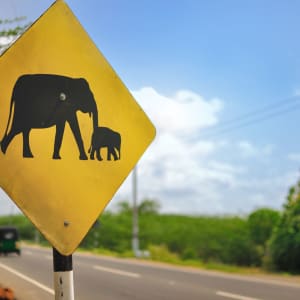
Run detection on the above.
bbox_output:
[54,271,74,300]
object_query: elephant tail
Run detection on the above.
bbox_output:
[1,95,14,145]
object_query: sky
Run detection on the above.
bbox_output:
[0,0,300,216]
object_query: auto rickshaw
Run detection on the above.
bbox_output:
[0,226,21,256]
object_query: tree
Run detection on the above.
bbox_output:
[0,17,28,53]
[138,199,160,214]
[116,199,160,215]
[248,208,280,247]
[116,201,132,214]
[268,179,300,272]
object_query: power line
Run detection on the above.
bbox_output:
[214,95,300,128]
[199,95,300,139]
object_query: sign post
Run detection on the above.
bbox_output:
[0,0,156,297]
[53,248,74,300]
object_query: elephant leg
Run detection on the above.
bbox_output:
[90,147,95,160]
[108,147,118,161]
[107,147,111,161]
[112,147,118,161]
[96,148,103,161]
[22,129,33,158]
[68,116,87,160]
[53,122,66,159]
[117,147,121,160]
[1,129,18,154]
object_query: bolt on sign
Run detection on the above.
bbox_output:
[0,0,156,255]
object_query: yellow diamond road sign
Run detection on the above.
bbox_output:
[0,0,155,255]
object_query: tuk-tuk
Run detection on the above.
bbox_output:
[0,226,21,256]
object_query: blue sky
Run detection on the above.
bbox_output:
[1,0,300,215]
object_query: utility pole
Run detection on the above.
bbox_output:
[132,166,139,257]
[9,204,14,225]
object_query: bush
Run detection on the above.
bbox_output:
[268,182,300,272]
[148,244,179,263]
[248,208,280,247]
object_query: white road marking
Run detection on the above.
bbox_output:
[71,249,300,289]
[93,265,141,278]
[0,262,54,295]
[216,291,262,300]
[23,250,33,255]
[22,246,300,289]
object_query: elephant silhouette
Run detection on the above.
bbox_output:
[88,127,121,161]
[0,74,99,159]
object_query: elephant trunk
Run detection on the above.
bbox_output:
[92,105,98,130]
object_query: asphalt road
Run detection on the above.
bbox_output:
[0,245,300,300]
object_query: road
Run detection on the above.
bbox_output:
[0,245,300,300]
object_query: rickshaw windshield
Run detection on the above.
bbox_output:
[0,227,19,241]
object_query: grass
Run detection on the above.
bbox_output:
[22,241,300,279]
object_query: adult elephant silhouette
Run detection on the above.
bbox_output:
[0,74,99,159]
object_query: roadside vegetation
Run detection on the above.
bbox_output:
[2,177,300,274]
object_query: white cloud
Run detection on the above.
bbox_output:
[208,160,245,174]
[0,36,13,45]
[288,153,300,162]
[0,36,15,54]
[237,140,274,158]
[112,87,249,213]
[132,87,223,135]
[108,87,293,215]
[108,87,231,213]
[238,141,257,157]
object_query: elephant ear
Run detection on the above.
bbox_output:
[59,92,67,101]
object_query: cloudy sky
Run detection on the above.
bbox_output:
[0,0,300,216]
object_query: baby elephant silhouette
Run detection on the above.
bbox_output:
[88,127,121,161]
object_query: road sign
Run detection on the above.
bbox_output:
[0,0,155,255]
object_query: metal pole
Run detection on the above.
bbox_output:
[9,204,14,225]
[34,229,40,244]
[132,166,139,257]
[53,248,74,300]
